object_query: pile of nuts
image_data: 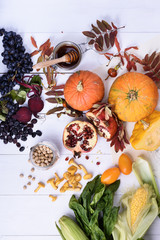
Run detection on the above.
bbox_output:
[32,144,54,167]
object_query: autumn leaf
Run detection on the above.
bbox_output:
[82,31,96,38]
[102,20,112,30]
[96,20,106,32]
[30,50,39,57]
[46,106,64,115]
[39,39,50,51]
[31,36,38,48]
[91,24,101,34]
[45,90,64,96]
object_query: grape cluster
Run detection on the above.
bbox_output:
[0,28,33,95]
[0,95,19,119]
[0,118,42,152]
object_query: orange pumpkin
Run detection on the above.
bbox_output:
[108,72,158,122]
[64,70,104,111]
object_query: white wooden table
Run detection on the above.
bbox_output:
[0,0,160,239]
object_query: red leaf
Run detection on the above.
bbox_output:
[82,31,96,38]
[126,62,132,72]
[94,42,103,51]
[143,65,151,71]
[109,30,117,47]
[102,20,112,30]
[151,55,160,69]
[124,46,138,52]
[130,54,142,64]
[30,50,39,57]
[52,84,65,90]
[114,37,121,53]
[45,90,64,96]
[91,24,101,34]
[30,36,38,48]
[96,20,106,32]
[39,39,50,51]
[104,33,110,48]
[95,35,103,50]
[104,54,111,60]
[45,47,54,57]
[154,62,160,73]
[148,51,157,64]
[41,42,51,56]
[124,52,130,62]
[131,60,137,71]
[111,22,117,29]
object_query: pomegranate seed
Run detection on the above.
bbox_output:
[85,155,89,160]
[96,161,101,165]
[65,157,69,161]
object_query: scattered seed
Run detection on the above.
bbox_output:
[31,167,35,172]
[27,182,31,186]
[65,157,69,161]
[28,175,32,179]
[32,177,36,181]
[85,155,89,160]
[23,185,27,190]
[96,161,101,165]
[19,173,24,178]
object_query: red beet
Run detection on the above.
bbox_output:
[12,107,32,123]
[28,96,44,116]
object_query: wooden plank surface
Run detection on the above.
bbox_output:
[0,0,160,239]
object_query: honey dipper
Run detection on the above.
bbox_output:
[33,50,78,70]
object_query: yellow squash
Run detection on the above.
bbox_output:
[130,110,160,151]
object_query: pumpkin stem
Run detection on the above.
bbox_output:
[127,90,138,101]
[140,120,150,130]
[77,81,83,92]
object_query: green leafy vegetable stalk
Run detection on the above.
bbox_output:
[69,175,120,240]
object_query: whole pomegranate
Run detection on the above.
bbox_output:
[86,103,117,140]
[63,120,97,157]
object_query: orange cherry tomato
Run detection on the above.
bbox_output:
[118,153,132,175]
[101,167,120,185]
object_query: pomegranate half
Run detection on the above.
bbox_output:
[86,103,118,140]
[63,120,97,157]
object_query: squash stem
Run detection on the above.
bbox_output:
[140,120,150,130]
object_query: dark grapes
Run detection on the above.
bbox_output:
[0,29,33,95]
[0,116,42,151]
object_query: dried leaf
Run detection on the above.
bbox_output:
[31,36,38,48]
[151,55,160,69]
[114,37,121,52]
[130,60,137,71]
[111,22,117,29]
[154,62,160,73]
[148,51,157,64]
[104,54,111,60]
[82,31,96,38]
[143,65,151,71]
[88,39,95,45]
[30,50,39,57]
[57,112,66,118]
[130,54,142,64]
[109,30,117,47]
[39,39,50,51]
[36,55,43,72]
[45,47,54,57]
[102,20,112,30]
[46,98,60,103]
[94,42,103,51]
[46,90,64,96]
[41,42,51,56]
[144,54,149,63]
[145,72,155,78]
[52,84,65,90]
[124,46,138,52]
[46,106,64,115]
[96,20,106,32]
[104,33,110,48]
[95,35,103,50]
[126,62,132,72]
[91,24,101,34]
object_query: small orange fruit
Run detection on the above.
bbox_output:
[118,153,132,175]
[101,167,120,185]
